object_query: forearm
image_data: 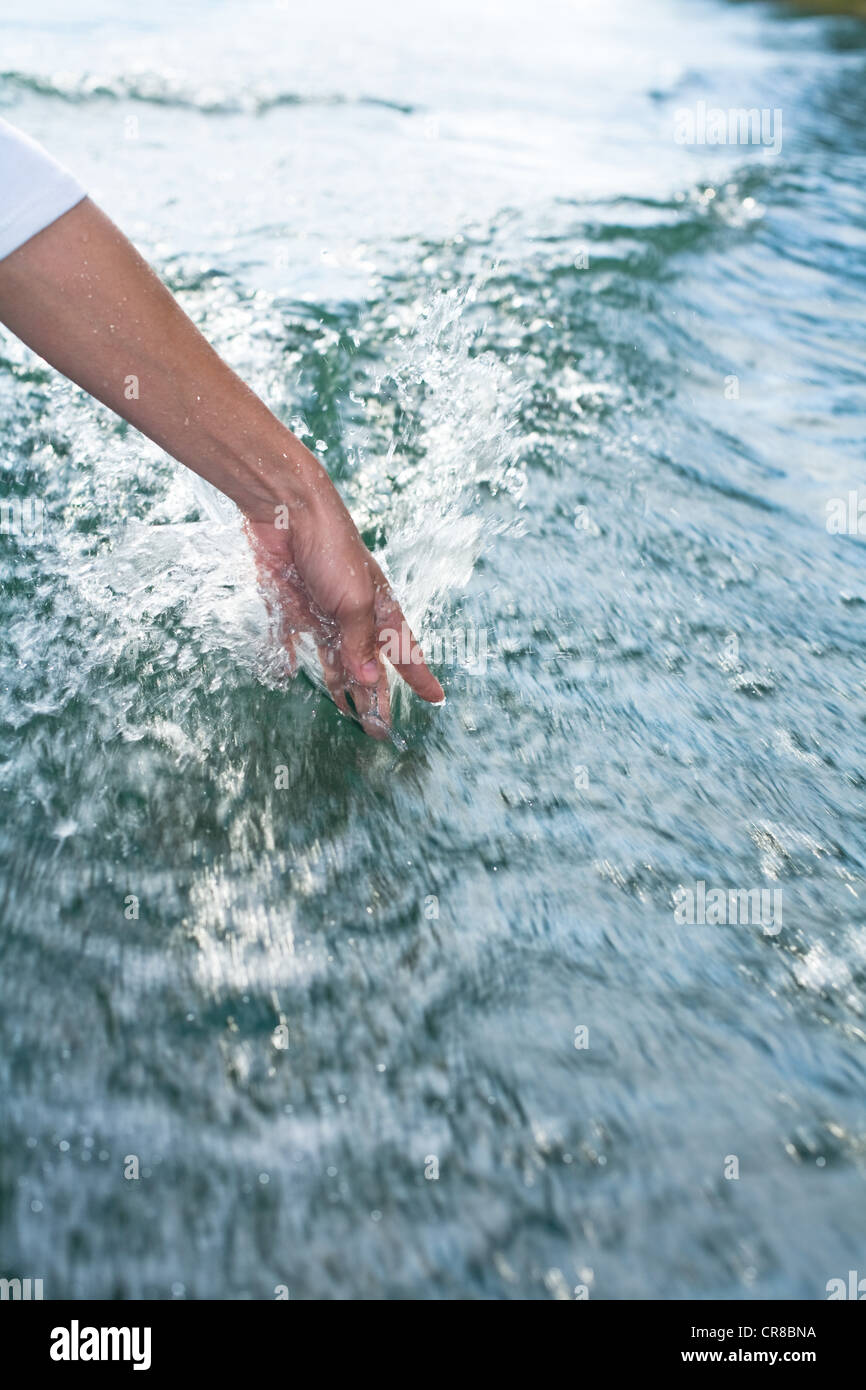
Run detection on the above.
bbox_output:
[0,197,315,520]
[0,184,443,725]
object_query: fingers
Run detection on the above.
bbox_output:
[347,666,392,741]
[316,633,389,736]
[377,611,445,705]
[316,642,350,717]
[248,517,444,737]
[336,589,381,688]
[337,584,444,727]
[266,578,314,679]
[317,642,391,738]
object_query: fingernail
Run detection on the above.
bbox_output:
[361,660,380,683]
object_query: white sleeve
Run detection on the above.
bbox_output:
[0,118,87,261]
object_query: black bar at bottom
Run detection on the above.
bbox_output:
[0,1298,858,1376]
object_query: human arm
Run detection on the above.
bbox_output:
[0,193,444,737]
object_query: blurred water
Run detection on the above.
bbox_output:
[2,0,866,1300]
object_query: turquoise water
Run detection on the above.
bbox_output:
[2,0,866,1299]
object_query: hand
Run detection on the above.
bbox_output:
[243,464,444,740]
[0,197,443,739]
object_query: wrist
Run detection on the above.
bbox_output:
[215,424,325,524]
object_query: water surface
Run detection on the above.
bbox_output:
[2,0,866,1299]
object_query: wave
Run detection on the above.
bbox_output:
[0,69,417,116]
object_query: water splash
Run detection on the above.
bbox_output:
[45,275,525,744]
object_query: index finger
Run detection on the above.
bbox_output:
[377,610,445,705]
